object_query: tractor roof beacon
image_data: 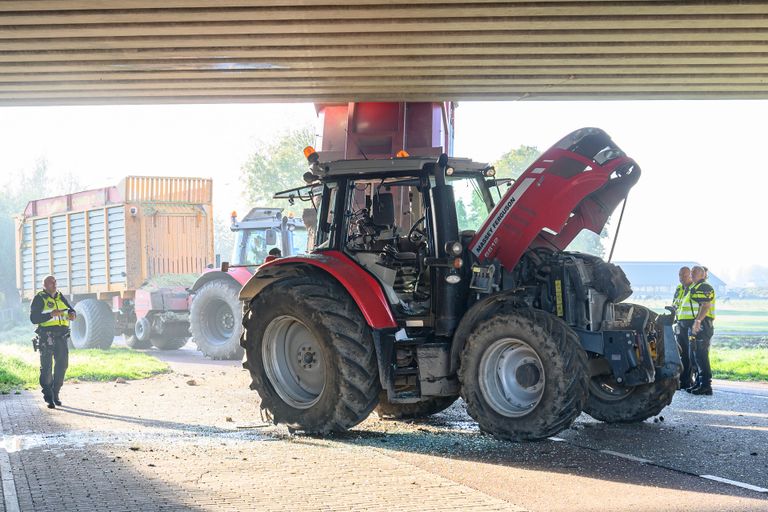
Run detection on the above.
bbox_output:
[239,127,682,441]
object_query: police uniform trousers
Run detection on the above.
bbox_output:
[692,318,714,388]
[39,332,69,402]
[675,319,694,388]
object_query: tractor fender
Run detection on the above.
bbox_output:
[449,290,527,374]
[239,251,397,330]
[191,268,252,293]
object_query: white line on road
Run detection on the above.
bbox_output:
[562,440,768,495]
[701,475,768,493]
[599,450,651,464]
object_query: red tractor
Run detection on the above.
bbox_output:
[189,208,307,359]
[238,128,681,441]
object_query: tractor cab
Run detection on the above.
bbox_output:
[230,207,308,266]
[275,155,504,329]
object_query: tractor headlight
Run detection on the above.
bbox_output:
[445,241,463,257]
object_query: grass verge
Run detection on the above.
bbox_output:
[711,347,768,382]
[0,344,170,394]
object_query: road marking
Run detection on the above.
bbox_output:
[600,450,651,464]
[701,475,768,493]
[554,437,768,495]
[0,439,21,512]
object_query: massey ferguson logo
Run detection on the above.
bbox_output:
[473,195,516,256]
[472,177,536,258]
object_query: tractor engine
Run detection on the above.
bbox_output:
[511,249,633,334]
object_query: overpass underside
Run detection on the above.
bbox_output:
[1,1,767,105]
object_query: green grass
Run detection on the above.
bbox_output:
[630,298,768,335]
[0,344,170,393]
[711,347,768,382]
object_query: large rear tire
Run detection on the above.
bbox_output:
[71,299,114,349]
[459,308,588,442]
[375,392,457,420]
[190,280,244,360]
[242,275,380,434]
[584,303,677,423]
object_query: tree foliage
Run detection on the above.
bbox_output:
[0,159,83,311]
[241,126,315,207]
[494,144,540,179]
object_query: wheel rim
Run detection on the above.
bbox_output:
[262,316,325,409]
[589,375,634,402]
[478,337,546,418]
[203,300,236,345]
[135,317,150,342]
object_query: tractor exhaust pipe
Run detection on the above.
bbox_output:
[430,154,463,336]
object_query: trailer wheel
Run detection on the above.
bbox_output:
[190,280,243,360]
[584,304,677,423]
[150,323,189,350]
[375,392,457,420]
[71,299,115,349]
[243,275,380,434]
[459,308,588,441]
[125,334,151,350]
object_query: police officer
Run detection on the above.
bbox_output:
[29,275,76,409]
[687,265,716,396]
[672,266,695,389]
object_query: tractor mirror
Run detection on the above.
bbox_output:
[266,228,277,246]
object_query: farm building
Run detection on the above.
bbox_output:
[615,261,727,299]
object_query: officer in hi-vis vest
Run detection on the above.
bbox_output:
[672,266,695,389]
[686,265,717,396]
[29,275,76,409]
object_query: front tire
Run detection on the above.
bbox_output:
[190,280,244,360]
[584,303,677,423]
[71,299,114,349]
[459,308,588,441]
[242,275,380,434]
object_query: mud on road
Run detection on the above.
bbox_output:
[1,345,766,512]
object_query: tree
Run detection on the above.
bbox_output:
[0,159,84,313]
[213,214,236,264]
[567,229,608,258]
[241,126,315,207]
[494,144,540,180]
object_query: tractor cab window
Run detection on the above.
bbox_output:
[315,182,340,250]
[343,177,424,254]
[233,228,282,265]
[446,175,494,233]
[342,176,429,313]
[289,226,309,255]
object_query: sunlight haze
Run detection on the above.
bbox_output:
[1,100,762,286]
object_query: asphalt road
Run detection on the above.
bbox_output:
[152,343,768,497]
[5,339,756,512]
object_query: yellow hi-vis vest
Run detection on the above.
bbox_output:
[688,280,716,320]
[37,291,70,328]
[675,284,695,321]
[672,284,686,310]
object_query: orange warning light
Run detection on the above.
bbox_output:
[396,150,410,158]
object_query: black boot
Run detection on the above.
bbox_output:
[691,385,713,396]
[53,395,62,406]
[44,396,56,409]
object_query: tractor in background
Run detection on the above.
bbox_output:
[189,207,306,359]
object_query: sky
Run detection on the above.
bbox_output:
[0,100,764,285]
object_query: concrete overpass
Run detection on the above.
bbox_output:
[1,1,767,105]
